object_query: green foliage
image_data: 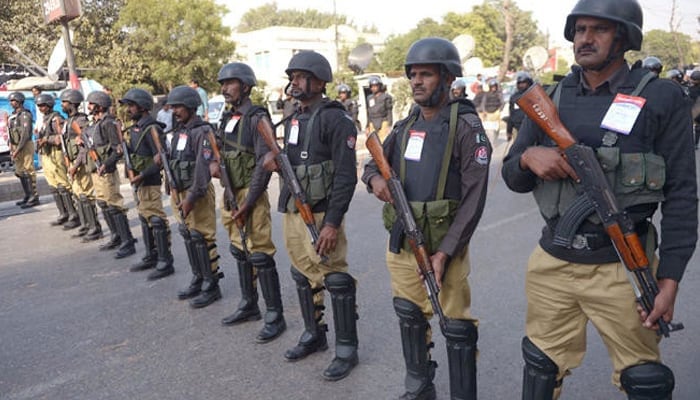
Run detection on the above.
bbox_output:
[639,29,700,69]
[379,18,454,75]
[0,0,61,66]
[237,2,348,32]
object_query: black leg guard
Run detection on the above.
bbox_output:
[82,199,103,242]
[97,203,119,248]
[522,337,559,400]
[60,187,80,229]
[620,362,674,400]
[70,195,89,236]
[284,266,328,362]
[177,226,202,300]
[253,253,286,343]
[114,209,137,259]
[222,245,261,326]
[130,215,156,271]
[49,187,69,226]
[15,175,30,206]
[189,231,222,309]
[394,297,437,400]
[147,216,174,280]
[443,319,478,400]
[21,174,39,208]
[322,272,359,381]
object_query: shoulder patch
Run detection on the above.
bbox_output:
[474,145,489,166]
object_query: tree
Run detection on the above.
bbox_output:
[237,2,348,32]
[379,18,454,75]
[116,0,233,95]
[640,30,699,70]
[0,0,61,68]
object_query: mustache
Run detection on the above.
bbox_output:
[576,45,597,54]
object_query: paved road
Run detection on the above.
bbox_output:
[1,139,698,399]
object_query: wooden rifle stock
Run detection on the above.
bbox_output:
[365,132,447,331]
[515,84,682,337]
[72,120,102,173]
[150,126,187,234]
[256,118,327,263]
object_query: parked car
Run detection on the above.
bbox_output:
[207,95,225,129]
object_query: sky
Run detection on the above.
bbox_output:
[218,0,699,42]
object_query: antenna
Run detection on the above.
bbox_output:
[452,34,475,62]
[347,43,374,75]
[47,32,72,81]
[523,46,549,72]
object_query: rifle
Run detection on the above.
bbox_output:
[365,131,447,332]
[256,118,328,264]
[55,117,71,170]
[150,126,188,238]
[116,123,138,205]
[208,131,251,257]
[516,83,683,337]
[72,120,103,174]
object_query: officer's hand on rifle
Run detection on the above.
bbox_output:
[69,165,77,178]
[520,146,578,181]
[97,164,107,176]
[316,224,338,257]
[262,151,278,172]
[638,278,679,331]
[129,174,142,186]
[231,202,249,225]
[180,198,194,218]
[428,251,449,290]
[369,175,394,204]
[209,159,221,179]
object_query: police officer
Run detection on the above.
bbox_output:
[363,37,489,400]
[479,79,504,141]
[366,75,393,142]
[450,79,467,100]
[665,68,688,95]
[506,71,533,142]
[35,94,79,227]
[265,50,359,381]
[119,88,175,281]
[8,92,39,208]
[84,91,137,258]
[60,89,100,237]
[167,85,223,309]
[642,56,663,76]
[337,84,360,131]
[215,62,286,342]
[501,1,697,398]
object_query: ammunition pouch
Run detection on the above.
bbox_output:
[223,149,255,190]
[169,159,196,191]
[285,160,334,212]
[131,154,154,174]
[382,199,459,254]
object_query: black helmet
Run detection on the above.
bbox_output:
[404,37,463,78]
[564,0,643,51]
[515,71,533,84]
[36,93,55,107]
[166,85,201,109]
[691,70,700,82]
[285,51,332,82]
[488,79,499,88]
[60,89,84,104]
[642,56,663,74]
[86,91,112,109]
[666,69,683,82]
[119,88,154,111]
[451,80,466,90]
[9,92,25,103]
[217,62,257,86]
[337,84,351,94]
[368,76,382,87]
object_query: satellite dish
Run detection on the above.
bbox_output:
[47,31,73,81]
[347,43,374,75]
[463,57,483,75]
[452,34,475,62]
[523,46,549,71]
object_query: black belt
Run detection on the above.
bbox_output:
[548,220,649,251]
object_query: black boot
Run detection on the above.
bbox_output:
[70,195,89,237]
[395,297,437,400]
[97,203,119,248]
[61,188,81,230]
[284,267,328,361]
[189,231,222,309]
[254,253,286,343]
[147,216,175,280]
[49,187,68,226]
[114,209,137,259]
[222,245,261,326]
[15,175,30,206]
[177,226,202,300]
[82,199,103,242]
[443,319,478,400]
[130,215,156,271]
[322,272,359,381]
[21,175,40,208]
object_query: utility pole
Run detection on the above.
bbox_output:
[41,0,82,91]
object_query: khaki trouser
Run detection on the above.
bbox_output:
[481,110,501,140]
[71,165,94,199]
[525,245,661,396]
[92,170,124,210]
[171,183,219,272]
[13,141,35,177]
[369,120,391,142]
[283,211,349,319]
[41,148,70,189]
[137,184,167,222]
[221,188,276,256]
